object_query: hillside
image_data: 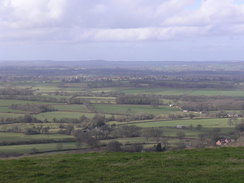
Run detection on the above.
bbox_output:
[0,147,243,183]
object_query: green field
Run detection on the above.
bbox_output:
[0,123,62,132]
[0,142,80,154]
[189,89,244,97]
[0,99,56,106]
[94,104,180,115]
[0,112,24,119]
[33,85,84,93]
[0,133,74,143]
[121,88,190,95]
[119,87,244,97]
[34,111,94,120]
[161,127,202,137]
[101,137,182,146]
[0,147,243,183]
[33,111,116,121]
[101,137,154,144]
[76,96,116,103]
[52,104,88,112]
[86,87,244,97]
[125,118,235,128]
[0,106,24,113]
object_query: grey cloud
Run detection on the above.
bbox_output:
[1,0,244,42]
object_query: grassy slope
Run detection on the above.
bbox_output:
[0,147,243,183]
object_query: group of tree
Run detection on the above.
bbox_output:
[0,94,88,104]
[0,115,42,124]
[115,113,154,122]
[10,104,55,113]
[25,126,49,135]
[180,99,244,112]
[0,88,33,95]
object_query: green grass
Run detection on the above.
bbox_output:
[0,142,79,154]
[52,104,88,112]
[0,123,62,132]
[125,118,236,128]
[33,84,83,93]
[77,96,116,100]
[34,111,115,121]
[101,137,153,144]
[121,88,190,95]
[0,147,243,183]
[91,87,127,93]
[0,106,24,113]
[76,96,116,103]
[162,128,201,137]
[32,85,60,93]
[0,112,24,119]
[100,137,182,146]
[119,87,244,97]
[94,104,180,115]
[0,133,74,143]
[34,111,94,120]
[0,99,56,106]
[189,89,244,97]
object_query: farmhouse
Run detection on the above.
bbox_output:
[176,125,186,129]
[227,113,239,118]
[216,138,231,146]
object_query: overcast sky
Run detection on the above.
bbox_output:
[1,0,244,61]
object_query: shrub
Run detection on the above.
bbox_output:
[106,141,122,152]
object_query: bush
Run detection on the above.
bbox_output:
[176,131,186,139]
[106,141,122,152]
[30,148,39,154]
[124,143,144,152]
[155,143,162,152]
[56,143,64,151]
[74,130,99,148]
[236,123,244,132]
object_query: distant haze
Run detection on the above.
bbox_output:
[1,0,244,61]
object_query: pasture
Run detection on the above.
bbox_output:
[0,133,74,143]
[0,113,24,119]
[119,87,244,97]
[125,118,235,128]
[34,111,93,121]
[0,123,62,132]
[52,104,88,112]
[94,104,180,115]
[0,142,78,154]
[0,99,56,106]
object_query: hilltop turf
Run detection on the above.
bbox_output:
[0,147,243,183]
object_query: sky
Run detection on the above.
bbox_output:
[1,0,244,61]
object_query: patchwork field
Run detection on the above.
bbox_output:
[0,62,244,159]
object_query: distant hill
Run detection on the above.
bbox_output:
[1,60,244,71]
